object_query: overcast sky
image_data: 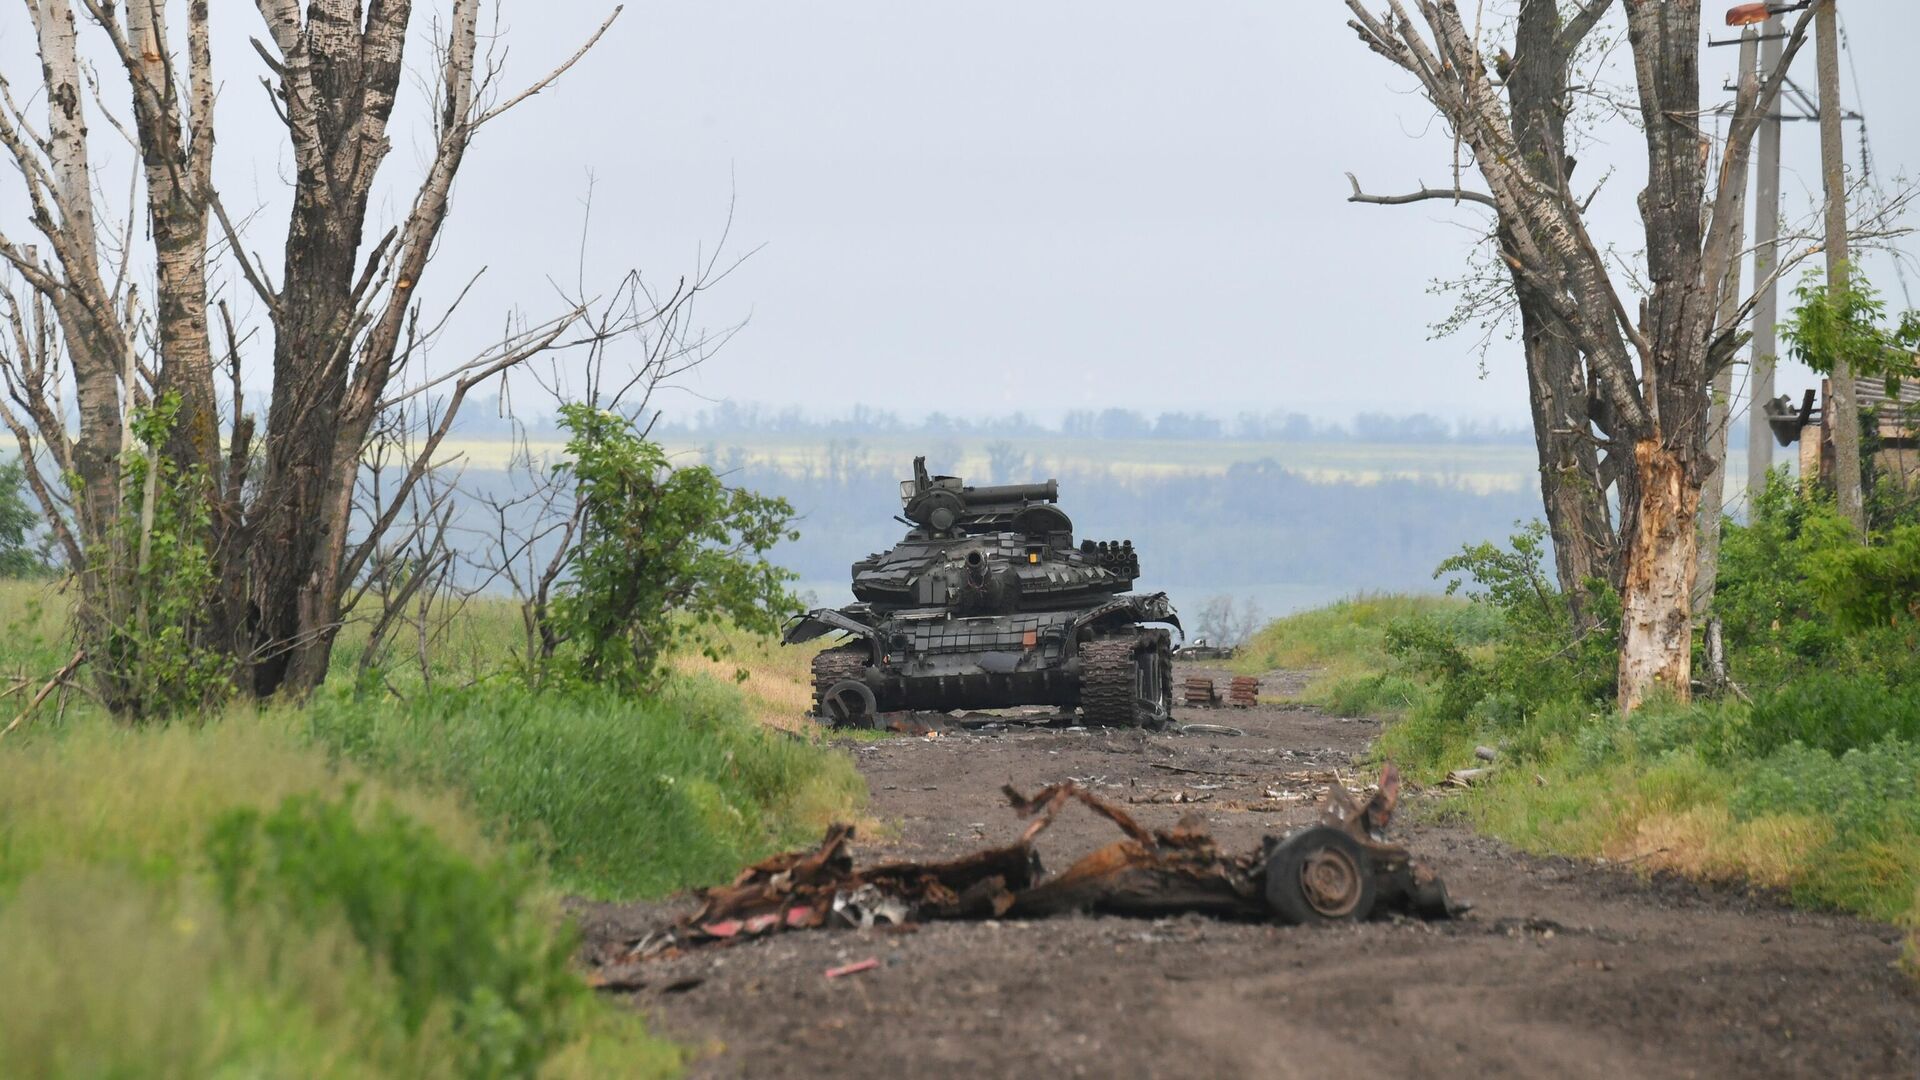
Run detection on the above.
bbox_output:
[4,2,1915,428]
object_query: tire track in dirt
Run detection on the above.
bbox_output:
[579,665,1918,1079]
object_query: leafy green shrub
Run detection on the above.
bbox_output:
[1319,671,1427,718]
[1745,673,1920,757]
[86,396,234,720]
[1617,696,1747,762]
[206,793,579,1078]
[1382,523,1617,759]
[1717,475,1920,697]
[1809,523,1920,632]
[1732,739,1920,835]
[0,460,47,577]
[539,404,798,692]
[305,679,863,897]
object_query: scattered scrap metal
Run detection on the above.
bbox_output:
[1226,676,1261,708]
[1182,676,1223,708]
[599,767,1457,973]
[1179,674,1262,709]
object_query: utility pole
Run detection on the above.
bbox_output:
[1696,27,1756,612]
[1746,14,1784,496]
[1816,0,1863,531]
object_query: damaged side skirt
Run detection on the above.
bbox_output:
[601,767,1456,971]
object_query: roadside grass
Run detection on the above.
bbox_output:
[0,712,678,1078]
[304,678,865,899]
[0,578,870,1075]
[1246,594,1920,931]
[1229,593,1489,713]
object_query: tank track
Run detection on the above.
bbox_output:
[810,644,870,723]
[1079,636,1145,727]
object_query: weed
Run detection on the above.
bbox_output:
[304,678,864,898]
[206,793,580,1077]
[0,719,679,1078]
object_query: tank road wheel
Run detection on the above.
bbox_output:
[810,645,872,728]
[823,680,878,728]
[1264,826,1377,924]
[1079,633,1175,729]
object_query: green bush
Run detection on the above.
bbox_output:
[1746,673,1920,757]
[206,793,580,1078]
[1731,739,1920,836]
[305,679,863,898]
[1718,475,1920,695]
[1809,522,1920,631]
[1319,671,1427,718]
[1731,738,1920,918]
[539,405,798,692]
[1372,523,1617,767]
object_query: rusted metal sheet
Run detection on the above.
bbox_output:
[600,768,1456,971]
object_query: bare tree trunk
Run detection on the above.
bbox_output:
[1618,440,1700,709]
[1517,278,1616,610]
[1503,0,1618,611]
[1349,0,1619,614]
[247,0,475,696]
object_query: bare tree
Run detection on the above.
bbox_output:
[1342,0,1817,708]
[0,1,624,710]
[1354,1,1618,623]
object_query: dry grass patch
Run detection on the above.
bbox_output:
[1607,806,1831,890]
[670,652,815,734]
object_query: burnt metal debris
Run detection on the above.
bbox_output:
[1176,639,1238,662]
[781,457,1182,729]
[598,767,1456,974]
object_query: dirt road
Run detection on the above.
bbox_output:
[581,665,1918,1078]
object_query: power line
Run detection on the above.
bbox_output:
[1837,8,1915,308]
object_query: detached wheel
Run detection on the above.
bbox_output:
[1265,826,1376,924]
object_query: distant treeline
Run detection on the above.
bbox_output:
[653,402,1533,444]
[457,395,1748,451]
[675,448,1541,596]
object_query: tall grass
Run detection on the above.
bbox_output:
[0,580,867,1075]
[304,678,865,899]
[1231,592,1490,713]
[0,714,679,1078]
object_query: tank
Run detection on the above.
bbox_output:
[781,457,1181,728]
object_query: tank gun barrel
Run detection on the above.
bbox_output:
[960,480,1058,506]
